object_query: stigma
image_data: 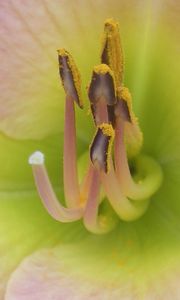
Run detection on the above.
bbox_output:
[29,19,163,234]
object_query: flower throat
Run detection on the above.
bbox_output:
[29,19,163,234]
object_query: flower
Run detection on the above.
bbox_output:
[0,1,180,299]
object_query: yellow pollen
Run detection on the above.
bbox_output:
[99,123,114,173]
[99,123,114,137]
[118,86,131,102]
[101,18,124,86]
[94,64,113,76]
[57,48,67,57]
[104,18,119,32]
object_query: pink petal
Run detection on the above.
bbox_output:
[5,248,134,300]
[5,246,180,300]
[1,0,177,139]
[0,0,126,139]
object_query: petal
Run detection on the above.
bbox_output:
[0,0,94,139]
[0,0,124,139]
[0,194,86,299]
[0,123,88,190]
[0,133,61,190]
[2,1,180,299]
[123,0,180,231]
[0,0,170,139]
[0,132,88,297]
[5,230,180,300]
[128,2,180,205]
[124,1,180,164]
[140,30,180,165]
[4,133,180,299]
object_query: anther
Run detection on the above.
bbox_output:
[114,88,131,123]
[88,64,116,106]
[90,123,114,173]
[101,18,124,86]
[115,87,143,158]
[88,64,116,125]
[116,87,135,123]
[58,48,83,108]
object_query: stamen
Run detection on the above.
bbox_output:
[88,64,116,125]
[83,166,116,234]
[90,101,109,125]
[116,87,137,124]
[29,19,164,233]
[90,123,114,173]
[114,120,163,200]
[100,159,150,221]
[78,153,105,206]
[58,49,82,208]
[29,152,83,222]
[58,48,83,108]
[101,18,124,86]
[116,87,143,157]
[114,97,131,123]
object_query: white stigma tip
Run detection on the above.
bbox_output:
[28,151,45,165]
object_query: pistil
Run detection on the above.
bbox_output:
[29,152,83,222]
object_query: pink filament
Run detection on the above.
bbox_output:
[80,163,94,205]
[63,96,81,208]
[83,165,108,233]
[114,120,145,200]
[95,98,109,125]
[101,160,149,221]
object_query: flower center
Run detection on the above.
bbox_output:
[29,19,163,234]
